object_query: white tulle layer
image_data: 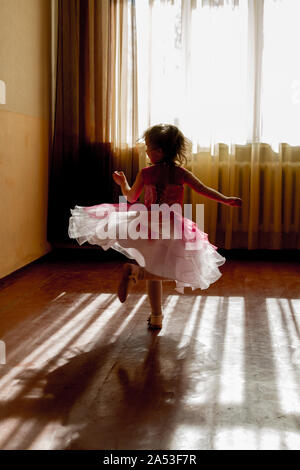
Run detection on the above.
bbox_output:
[68,204,226,293]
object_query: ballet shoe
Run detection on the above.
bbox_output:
[118,263,143,303]
[147,313,163,330]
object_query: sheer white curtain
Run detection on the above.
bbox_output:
[135,0,300,249]
[136,0,300,151]
[136,0,250,151]
[261,0,300,149]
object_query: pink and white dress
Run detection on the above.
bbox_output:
[68,163,225,293]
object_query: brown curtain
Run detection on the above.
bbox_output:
[48,0,139,243]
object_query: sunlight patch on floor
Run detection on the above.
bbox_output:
[159,295,181,332]
[50,291,67,303]
[0,417,22,449]
[110,295,147,341]
[169,423,208,450]
[177,297,201,349]
[196,296,223,349]
[278,298,300,349]
[214,425,300,450]
[218,297,245,405]
[0,294,118,394]
[266,298,300,415]
[281,430,300,450]
[213,426,257,450]
[20,293,117,363]
[290,299,300,314]
[2,293,93,368]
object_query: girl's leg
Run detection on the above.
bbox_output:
[118,263,170,303]
[147,280,163,329]
[143,270,169,282]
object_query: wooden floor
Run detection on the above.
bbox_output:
[0,249,299,450]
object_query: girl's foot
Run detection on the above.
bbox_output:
[118,263,143,303]
[147,313,163,330]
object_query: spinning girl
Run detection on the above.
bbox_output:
[69,124,242,329]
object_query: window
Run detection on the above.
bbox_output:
[261,0,300,147]
[136,0,300,150]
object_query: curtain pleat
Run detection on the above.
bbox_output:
[48,0,138,243]
[189,144,300,249]
[137,143,300,249]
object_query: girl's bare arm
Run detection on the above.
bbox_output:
[113,170,144,203]
[183,168,242,207]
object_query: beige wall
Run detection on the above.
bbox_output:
[0,0,52,279]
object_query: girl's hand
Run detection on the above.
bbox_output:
[225,197,242,207]
[113,171,126,186]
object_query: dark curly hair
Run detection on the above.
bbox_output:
[142,124,190,166]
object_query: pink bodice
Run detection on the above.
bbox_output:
[142,164,185,208]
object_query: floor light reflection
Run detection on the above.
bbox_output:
[218,297,245,405]
[266,298,300,415]
[0,294,118,394]
[111,295,147,340]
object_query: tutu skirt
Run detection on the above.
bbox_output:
[68,202,226,293]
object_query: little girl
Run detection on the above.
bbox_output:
[69,124,242,329]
